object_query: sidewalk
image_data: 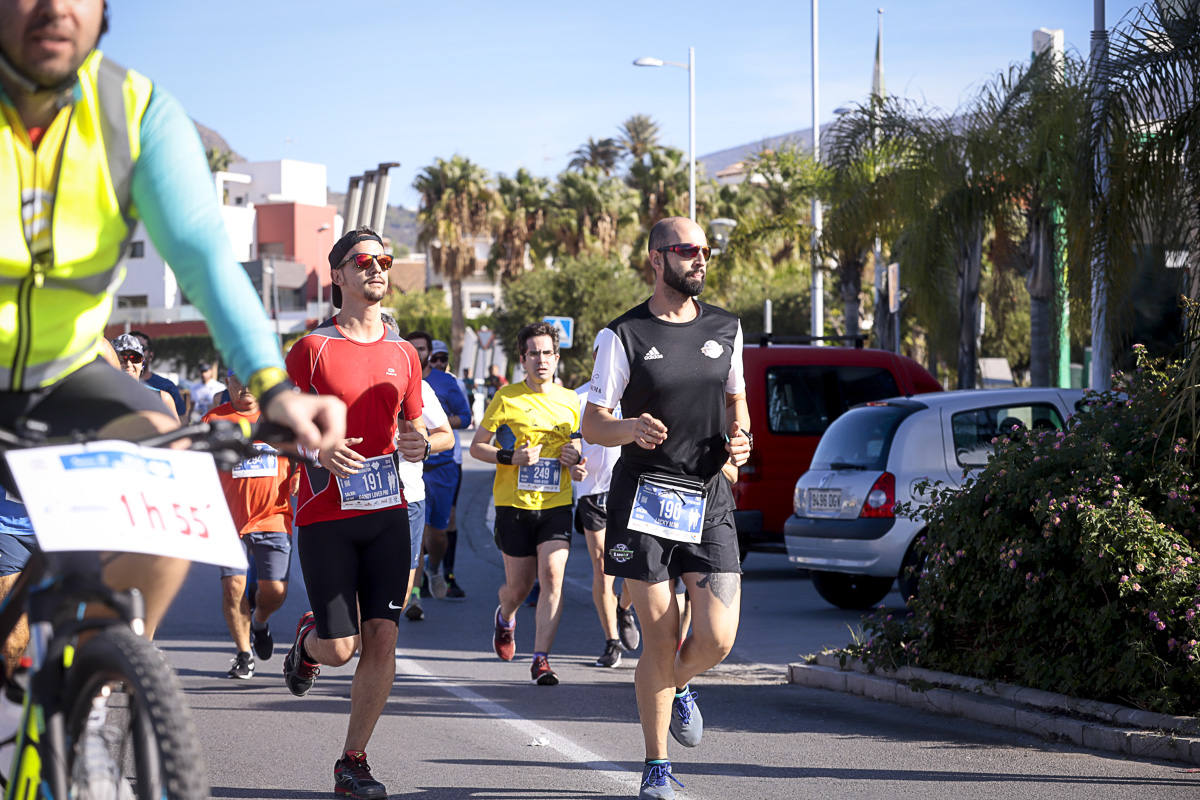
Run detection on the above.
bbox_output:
[790,652,1200,766]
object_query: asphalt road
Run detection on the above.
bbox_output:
[154,456,1200,799]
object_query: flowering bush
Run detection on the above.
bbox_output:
[846,346,1200,714]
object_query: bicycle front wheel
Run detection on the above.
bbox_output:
[61,626,209,800]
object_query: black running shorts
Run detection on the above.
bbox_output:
[603,462,741,583]
[494,505,572,558]
[573,492,608,534]
[297,507,411,639]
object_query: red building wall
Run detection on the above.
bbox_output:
[255,203,338,302]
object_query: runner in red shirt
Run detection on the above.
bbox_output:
[204,371,297,679]
[281,227,429,800]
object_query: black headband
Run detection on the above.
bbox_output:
[328,230,384,270]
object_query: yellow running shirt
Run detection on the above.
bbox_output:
[481,382,581,510]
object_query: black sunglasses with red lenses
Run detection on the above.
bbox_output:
[340,252,394,271]
[117,350,143,364]
[656,243,711,260]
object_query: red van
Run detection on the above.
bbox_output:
[733,343,942,561]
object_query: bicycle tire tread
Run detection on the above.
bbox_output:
[63,626,209,800]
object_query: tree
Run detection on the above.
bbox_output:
[206,147,234,173]
[494,254,647,386]
[618,114,661,162]
[567,137,621,175]
[544,167,639,258]
[489,168,550,280]
[625,146,692,232]
[413,156,496,361]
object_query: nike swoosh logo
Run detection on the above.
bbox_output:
[388,601,404,610]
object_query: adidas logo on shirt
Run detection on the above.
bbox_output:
[386,368,397,376]
[643,346,664,361]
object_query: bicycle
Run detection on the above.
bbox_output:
[0,418,289,800]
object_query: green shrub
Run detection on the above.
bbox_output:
[847,345,1200,714]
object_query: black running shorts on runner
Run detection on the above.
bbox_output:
[297,507,411,639]
[603,461,741,583]
[494,505,572,558]
[574,492,608,534]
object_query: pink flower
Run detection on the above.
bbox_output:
[1009,559,1017,569]
[1157,621,1166,630]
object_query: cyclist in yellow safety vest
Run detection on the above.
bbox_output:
[0,0,346,638]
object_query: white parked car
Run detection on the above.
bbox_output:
[785,388,1085,609]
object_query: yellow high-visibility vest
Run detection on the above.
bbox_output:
[0,51,152,391]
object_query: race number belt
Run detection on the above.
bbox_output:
[627,473,707,544]
[336,454,403,511]
[231,443,278,478]
[517,458,562,493]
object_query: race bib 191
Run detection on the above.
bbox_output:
[336,454,403,510]
[4,440,247,569]
[517,458,562,493]
[627,475,707,544]
[231,443,278,478]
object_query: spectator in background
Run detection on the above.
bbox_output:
[111,334,178,421]
[484,363,507,402]
[190,360,226,421]
[461,367,475,415]
[129,330,185,417]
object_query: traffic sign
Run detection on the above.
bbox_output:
[544,316,574,349]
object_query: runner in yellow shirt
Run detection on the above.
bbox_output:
[470,321,586,685]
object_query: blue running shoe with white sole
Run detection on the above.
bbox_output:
[669,686,702,747]
[639,761,683,799]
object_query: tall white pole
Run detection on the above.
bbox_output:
[811,0,824,341]
[688,46,696,222]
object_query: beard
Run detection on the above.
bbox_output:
[663,261,705,296]
[362,282,387,303]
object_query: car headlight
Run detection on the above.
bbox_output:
[793,482,805,516]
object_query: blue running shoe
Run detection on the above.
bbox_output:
[639,761,683,799]
[669,686,702,747]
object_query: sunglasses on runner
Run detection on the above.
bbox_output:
[429,353,449,363]
[117,351,143,364]
[656,243,710,260]
[339,252,394,271]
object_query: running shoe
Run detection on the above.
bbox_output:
[404,594,425,621]
[333,751,387,799]
[595,640,622,668]
[251,621,273,661]
[639,760,684,799]
[446,573,466,598]
[530,654,559,686]
[617,604,641,651]
[226,651,254,679]
[493,605,515,661]
[428,573,448,600]
[282,611,320,696]
[669,686,703,747]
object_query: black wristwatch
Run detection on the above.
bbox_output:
[421,436,432,461]
[745,431,754,449]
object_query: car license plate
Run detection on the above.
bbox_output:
[808,489,841,512]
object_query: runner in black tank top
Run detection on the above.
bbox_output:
[583,217,752,800]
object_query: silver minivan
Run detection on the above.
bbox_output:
[785,388,1085,609]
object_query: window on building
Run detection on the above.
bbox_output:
[129,241,145,258]
[116,295,148,308]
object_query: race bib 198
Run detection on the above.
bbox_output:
[4,440,247,568]
[517,458,562,493]
[336,454,403,511]
[627,474,707,544]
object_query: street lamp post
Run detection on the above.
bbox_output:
[633,49,696,221]
[811,0,823,342]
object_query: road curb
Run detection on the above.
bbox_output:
[788,652,1200,766]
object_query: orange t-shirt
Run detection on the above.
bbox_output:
[202,403,294,535]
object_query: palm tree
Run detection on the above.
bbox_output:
[206,147,234,173]
[625,146,692,230]
[618,114,661,162]
[544,167,639,257]
[567,137,621,175]
[489,168,550,280]
[413,156,496,359]
[723,144,823,267]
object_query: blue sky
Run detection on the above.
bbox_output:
[104,1,1142,209]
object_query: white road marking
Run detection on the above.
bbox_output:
[395,656,638,792]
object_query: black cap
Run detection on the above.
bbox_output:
[329,226,383,309]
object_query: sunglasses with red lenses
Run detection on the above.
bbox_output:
[656,243,711,260]
[341,252,394,270]
[117,351,143,364]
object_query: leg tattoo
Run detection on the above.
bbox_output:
[696,572,739,608]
